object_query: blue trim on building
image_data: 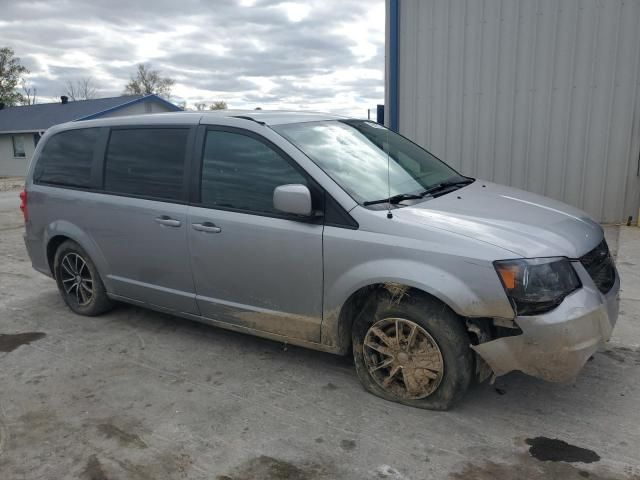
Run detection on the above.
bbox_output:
[389,0,399,132]
[75,94,181,121]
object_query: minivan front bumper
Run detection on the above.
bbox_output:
[471,262,620,382]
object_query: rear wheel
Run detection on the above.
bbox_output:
[54,240,113,316]
[352,293,473,410]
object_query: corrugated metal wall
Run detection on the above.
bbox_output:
[387,0,640,223]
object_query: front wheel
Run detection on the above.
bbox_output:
[352,294,473,410]
[53,240,114,316]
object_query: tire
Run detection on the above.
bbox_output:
[53,240,114,316]
[352,291,473,410]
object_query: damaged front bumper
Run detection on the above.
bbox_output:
[472,263,620,382]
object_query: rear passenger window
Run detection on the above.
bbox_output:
[34,128,98,187]
[201,130,307,214]
[104,128,188,201]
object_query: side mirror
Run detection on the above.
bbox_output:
[273,184,313,216]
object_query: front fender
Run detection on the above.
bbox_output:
[321,257,514,351]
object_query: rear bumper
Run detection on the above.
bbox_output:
[472,262,620,382]
[23,232,51,277]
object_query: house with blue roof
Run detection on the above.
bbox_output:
[0,94,181,176]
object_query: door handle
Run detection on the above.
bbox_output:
[192,222,222,233]
[155,215,181,227]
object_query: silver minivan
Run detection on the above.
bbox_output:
[22,111,619,410]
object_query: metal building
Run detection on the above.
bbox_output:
[385,0,640,223]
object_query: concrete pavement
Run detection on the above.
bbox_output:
[0,191,638,479]
[0,190,20,212]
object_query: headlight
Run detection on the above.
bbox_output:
[494,257,581,315]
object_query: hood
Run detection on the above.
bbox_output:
[394,180,602,258]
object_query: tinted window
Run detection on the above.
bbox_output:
[105,128,188,201]
[34,128,98,187]
[201,130,307,214]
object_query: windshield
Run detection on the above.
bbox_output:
[273,120,464,205]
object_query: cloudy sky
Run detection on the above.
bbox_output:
[0,0,385,116]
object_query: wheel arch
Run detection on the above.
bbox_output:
[323,281,464,355]
[321,255,516,354]
[43,221,110,285]
[46,235,69,275]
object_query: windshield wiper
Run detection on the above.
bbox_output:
[363,193,426,206]
[363,178,475,206]
[421,178,474,197]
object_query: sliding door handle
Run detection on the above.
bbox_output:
[192,222,222,233]
[155,215,181,227]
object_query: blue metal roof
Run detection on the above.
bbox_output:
[0,94,181,133]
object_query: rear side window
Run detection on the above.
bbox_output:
[104,128,188,201]
[34,128,98,187]
[201,130,307,214]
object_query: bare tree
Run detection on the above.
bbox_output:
[209,100,227,110]
[194,102,207,111]
[0,47,29,106]
[64,77,97,101]
[123,63,175,99]
[21,79,37,105]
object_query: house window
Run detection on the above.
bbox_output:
[12,135,26,158]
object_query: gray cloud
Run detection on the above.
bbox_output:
[0,0,384,115]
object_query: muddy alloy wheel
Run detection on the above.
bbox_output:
[352,294,473,410]
[59,252,94,307]
[363,317,444,400]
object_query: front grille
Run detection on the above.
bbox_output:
[580,240,616,294]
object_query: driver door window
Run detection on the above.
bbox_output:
[201,130,308,215]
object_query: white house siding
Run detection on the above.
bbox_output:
[387,0,640,224]
[0,134,36,177]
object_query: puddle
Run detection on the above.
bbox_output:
[0,332,46,352]
[525,437,600,463]
[340,439,356,451]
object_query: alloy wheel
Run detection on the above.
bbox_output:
[363,317,444,399]
[59,252,93,307]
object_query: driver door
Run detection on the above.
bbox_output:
[187,127,324,342]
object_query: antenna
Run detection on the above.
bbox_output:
[386,126,393,219]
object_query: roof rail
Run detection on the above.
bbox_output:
[231,115,265,125]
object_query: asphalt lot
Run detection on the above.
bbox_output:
[0,189,639,480]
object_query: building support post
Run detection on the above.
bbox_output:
[389,0,400,132]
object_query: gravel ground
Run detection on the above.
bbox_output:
[0,177,24,192]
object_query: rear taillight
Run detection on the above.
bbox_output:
[19,189,28,222]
